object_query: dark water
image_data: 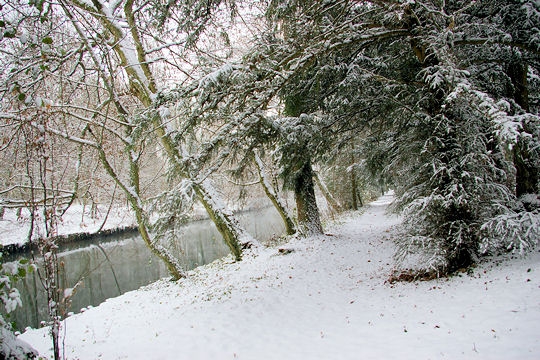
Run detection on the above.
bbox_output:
[8,206,285,330]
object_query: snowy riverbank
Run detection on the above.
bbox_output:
[0,199,276,249]
[0,205,137,247]
[19,194,540,359]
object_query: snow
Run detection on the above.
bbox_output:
[63,288,74,300]
[18,194,540,359]
[0,204,136,247]
[1,327,38,360]
[199,63,235,88]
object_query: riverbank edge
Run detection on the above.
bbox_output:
[0,225,139,257]
[0,204,285,258]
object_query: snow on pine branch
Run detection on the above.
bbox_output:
[470,90,523,147]
[147,179,195,243]
[421,65,471,91]
[481,202,540,255]
[444,81,527,148]
[198,63,236,89]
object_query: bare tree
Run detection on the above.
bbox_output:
[1,0,267,288]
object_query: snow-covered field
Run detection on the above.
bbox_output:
[19,194,540,359]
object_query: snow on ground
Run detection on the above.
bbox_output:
[19,194,540,359]
[0,205,136,246]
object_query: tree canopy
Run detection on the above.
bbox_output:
[159,0,540,272]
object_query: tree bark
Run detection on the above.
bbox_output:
[294,160,323,235]
[349,150,362,210]
[507,59,529,112]
[132,200,186,280]
[514,140,539,197]
[507,57,539,197]
[350,166,359,210]
[96,146,187,280]
[192,180,258,261]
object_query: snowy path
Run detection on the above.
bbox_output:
[20,194,540,359]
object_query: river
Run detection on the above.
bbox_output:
[7,206,285,330]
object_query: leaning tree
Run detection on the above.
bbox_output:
[1,0,267,284]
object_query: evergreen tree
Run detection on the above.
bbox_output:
[143,0,540,269]
[381,0,540,273]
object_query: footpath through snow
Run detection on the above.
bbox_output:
[20,194,540,359]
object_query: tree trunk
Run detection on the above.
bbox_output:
[97,147,187,280]
[313,172,341,213]
[131,199,186,280]
[192,180,259,261]
[254,153,296,235]
[350,167,358,210]
[514,142,539,197]
[349,150,363,210]
[507,58,539,197]
[507,59,529,112]
[294,160,323,235]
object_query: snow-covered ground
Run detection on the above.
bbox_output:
[19,194,540,359]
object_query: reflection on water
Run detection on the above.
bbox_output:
[9,206,285,330]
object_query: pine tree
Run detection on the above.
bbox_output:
[381,0,540,273]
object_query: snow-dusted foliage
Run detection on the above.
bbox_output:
[155,0,539,250]
[480,198,540,255]
[0,326,38,360]
[392,78,517,272]
[1,0,262,283]
[0,258,34,317]
[0,256,38,359]
[386,0,540,274]
[148,180,196,245]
